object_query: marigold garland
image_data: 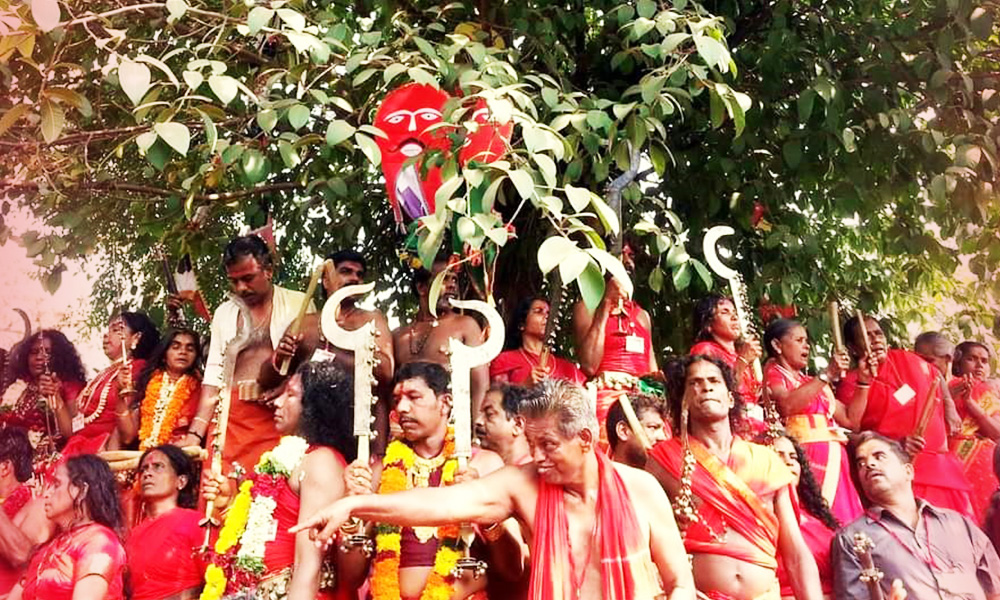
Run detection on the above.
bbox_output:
[200,436,309,599]
[372,429,462,600]
[138,371,197,450]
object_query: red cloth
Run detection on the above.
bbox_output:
[777,512,833,596]
[0,485,31,595]
[208,387,281,476]
[490,349,585,386]
[65,359,146,453]
[649,437,794,570]
[765,363,863,524]
[837,349,974,518]
[21,522,126,600]
[0,379,83,437]
[127,508,205,600]
[529,452,655,600]
[690,341,763,434]
[262,445,346,576]
[948,378,1000,521]
[596,300,652,377]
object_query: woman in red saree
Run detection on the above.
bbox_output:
[0,330,86,469]
[58,312,160,455]
[10,454,126,600]
[690,294,765,434]
[490,297,585,386]
[128,445,205,600]
[763,318,863,524]
[949,341,1000,521]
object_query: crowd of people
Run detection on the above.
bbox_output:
[0,232,998,600]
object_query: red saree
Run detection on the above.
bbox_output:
[490,349,585,386]
[529,452,660,600]
[21,522,125,600]
[127,508,205,600]
[649,437,794,570]
[837,349,975,519]
[948,378,1000,521]
[64,359,145,454]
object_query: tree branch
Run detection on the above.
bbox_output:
[0,180,307,201]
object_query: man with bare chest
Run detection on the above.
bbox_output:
[181,235,314,475]
[646,355,822,600]
[294,378,696,600]
[393,258,487,413]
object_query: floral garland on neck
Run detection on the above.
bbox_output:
[200,436,309,600]
[138,371,197,450]
[78,361,125,425]
[0,380,29,410]
[372,428,461,600]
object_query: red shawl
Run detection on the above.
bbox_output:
[649,437,794,570]
[529,452,653,600]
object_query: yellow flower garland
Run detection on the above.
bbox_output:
[198,480,254,600]
[372,430,462,600]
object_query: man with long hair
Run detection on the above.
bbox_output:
[293,378,695,600]
[0,428,52,596]
[645,355,822,600]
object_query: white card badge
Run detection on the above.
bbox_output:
[625,334,645,354]
[893,384,916,405]
[71,413,85,433]
[311,347,337,363]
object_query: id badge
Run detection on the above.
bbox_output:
[625,334,644,354]
[311,348,337,363]
[893,384,916,405]
[71,413,85,433]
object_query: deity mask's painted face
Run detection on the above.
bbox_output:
[375,85,513,229]
[375,84,450,225]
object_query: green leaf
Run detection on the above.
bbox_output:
[649,267,664,293]
[690,258,713,290]
[970,7,993,40]
[197,109,218,153]
[509,169,535,200]
[45,88,92,118]
[182,70,203,90]
[257,109,278,133]
[326,120,356,146]
[278,140,300,168]
[694,34,729,73]
[842,127,857,153]
[276,8,305,31]
[782,139,802,168]
[672,262,692,290]
[247,7,274,35]
[797,89,815,123]
[39,98,64,143]
[208,75,239,105]
[586,247,633,295]
[165,0,187,23]
[153,122,190,155]
[537,236,578,275]
[637,0,657,18]
[241,149,270,184]
[0,104,30,137]
[577,262,606,311]
[534,154,557,188]
[119,60,152,106]
[709,88,725,128]
[30,0,60,32]
[813,77,836,103]
[591,195,620,237]
[565,184,591,212]
[354,132,381,166]
[287,104,310,130]
[427,268,448,318]
[632,17,656,40]
[135,130,157,152]
[383,63,407,85]
[435,175,464,207]
[146,139,171,170]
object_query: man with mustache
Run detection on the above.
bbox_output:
[181,235,314,474]
[831,432,1000,600]
[837,316,975,519]
[295,377,696,600]
[475,383,532,467]
[646,355,822,600]
[392,257,488,412]
[338,362,508,599]
[607,393,670,469]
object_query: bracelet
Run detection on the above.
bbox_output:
[736,356,750,367]
[115,410,131,418]
[856,382,871,389]
[340,517,363,535]
[193,416,210,426]
[119,388,136,397]
[192,431,206,443]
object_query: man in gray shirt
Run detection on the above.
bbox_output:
[832,431,1000,600]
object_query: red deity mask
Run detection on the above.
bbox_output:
[375,84,512,229]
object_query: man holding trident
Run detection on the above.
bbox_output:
[293,376,695,600]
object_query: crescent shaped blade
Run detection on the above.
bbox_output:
[13,309,30,340]
[448,298,505,367]
[321,282,377,351]
[703,225,739,281]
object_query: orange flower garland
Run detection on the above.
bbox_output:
[138,371,197,450]
[372,429,461,600]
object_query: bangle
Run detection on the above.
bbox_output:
[115,410,131,418]
[340,517,363,535]
[193,416,210,426]
[856,382,870,389]
[736,356,750,367]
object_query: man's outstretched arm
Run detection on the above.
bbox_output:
[292,465,522,546]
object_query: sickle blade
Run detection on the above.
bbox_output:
[13,309,31,340]
[702,225,739,281]
[321,282,377,350]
